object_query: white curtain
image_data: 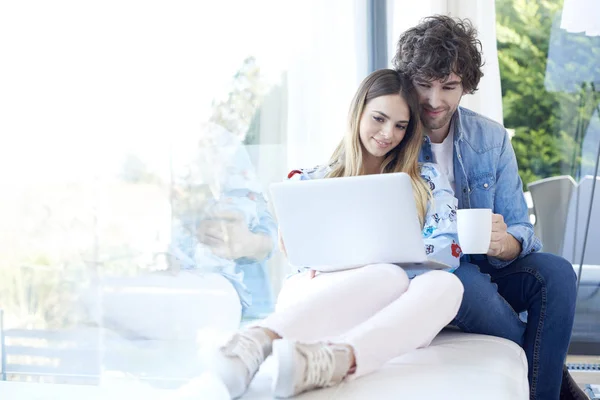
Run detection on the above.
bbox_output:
[387,0,504,125]
[284,0,369,172]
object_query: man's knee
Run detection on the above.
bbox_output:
[452,263,500,317]
[521,252,577,306]
[449,262,524,343]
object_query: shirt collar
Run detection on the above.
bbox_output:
[453,107,465,141]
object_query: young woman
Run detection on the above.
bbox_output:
[209,69,464,399]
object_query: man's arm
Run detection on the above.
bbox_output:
[487,129,542,267]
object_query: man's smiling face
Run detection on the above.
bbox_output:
[413,72,465,134]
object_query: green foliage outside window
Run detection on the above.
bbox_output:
[496,0,600,188]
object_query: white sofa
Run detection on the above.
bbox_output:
[244,331,528,399]
[89,272,530,399]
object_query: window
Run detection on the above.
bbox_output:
[496,0,600,354]
[0,0,369,386]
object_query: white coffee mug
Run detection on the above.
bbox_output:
[457,208,492,254]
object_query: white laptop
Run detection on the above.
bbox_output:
[269,172,449,272]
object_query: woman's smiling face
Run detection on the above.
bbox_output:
[358,93,410,160]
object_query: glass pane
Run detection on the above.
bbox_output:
[0,0,368,389]
[496,0,600,354]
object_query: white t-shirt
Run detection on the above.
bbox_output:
[430,126,456,193]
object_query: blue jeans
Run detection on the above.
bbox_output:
[452,253,577,400]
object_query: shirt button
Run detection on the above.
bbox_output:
[483,183,489,188]
[458,154,462,159]
[463,188,467,193]
[425,156,430,160]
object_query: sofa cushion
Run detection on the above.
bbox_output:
[243,331,529,400]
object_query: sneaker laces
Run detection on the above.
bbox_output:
[301,345,337,388]
[222,333,265,377]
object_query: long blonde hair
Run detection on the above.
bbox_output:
[327,69,431,225]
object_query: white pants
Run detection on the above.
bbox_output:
[259,264,464,378]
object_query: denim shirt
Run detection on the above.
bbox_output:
[419,107,542,268]
[287,162,461,275]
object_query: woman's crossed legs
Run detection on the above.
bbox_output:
[212,264,463,398]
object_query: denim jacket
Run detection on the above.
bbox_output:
[419,107,542,268]
[287,162,461,275]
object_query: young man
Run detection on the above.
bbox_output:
[394,16,585,400]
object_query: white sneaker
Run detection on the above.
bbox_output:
[210,329,273,399]
[271,339,352,398]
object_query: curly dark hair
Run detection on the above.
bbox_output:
[392,15,484,94]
